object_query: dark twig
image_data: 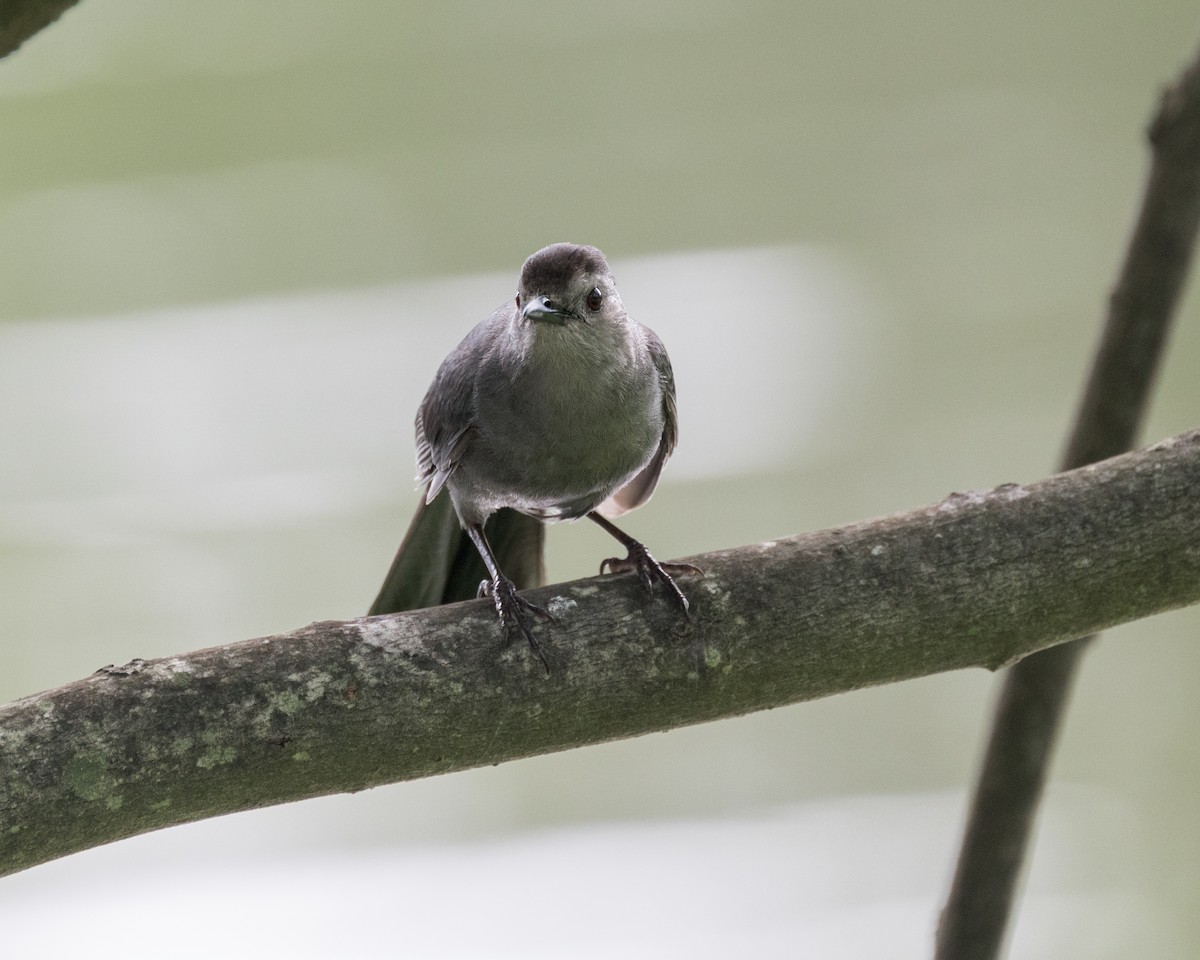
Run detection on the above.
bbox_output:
[936,42,1200,960]
[0,0,81,59]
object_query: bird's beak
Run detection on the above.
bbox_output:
[520,295,571,325]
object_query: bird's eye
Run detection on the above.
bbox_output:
[585,287,603,312]
[515,292,521,309]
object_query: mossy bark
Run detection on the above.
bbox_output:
[3,427,1200,877]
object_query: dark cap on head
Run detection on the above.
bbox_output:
[519,243,612,295]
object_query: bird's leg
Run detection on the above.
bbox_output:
[466,522,554,672]
[588,512,703,616]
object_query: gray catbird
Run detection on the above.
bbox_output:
[369,242,699,668]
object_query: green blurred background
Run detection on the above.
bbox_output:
[2,2,1199,956]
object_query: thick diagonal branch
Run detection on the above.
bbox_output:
[3,428,1200,878]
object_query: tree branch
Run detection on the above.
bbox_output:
[3,427,1200,877]
[936,39,1200,960]
[0,0,82,59]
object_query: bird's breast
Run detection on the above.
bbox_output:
[465,323,663,511]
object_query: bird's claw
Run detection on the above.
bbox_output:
[478,577,555,673]
[599,546,703,616]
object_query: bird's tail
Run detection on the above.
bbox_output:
[368,493,545,615]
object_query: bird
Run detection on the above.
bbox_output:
[368,242,699,669]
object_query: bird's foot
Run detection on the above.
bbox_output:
[477,577,556,673]
[599,544,704,616]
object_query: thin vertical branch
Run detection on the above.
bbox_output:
[936,41,1200,960]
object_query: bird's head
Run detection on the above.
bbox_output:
[515,243,625,326]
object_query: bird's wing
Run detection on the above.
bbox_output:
[597,325,678,517]
[416,354,476,500]
[649,326,679,458]
[414,307,511,500]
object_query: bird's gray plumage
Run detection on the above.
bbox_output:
[416,246,675,525]
[368,243,694,665]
